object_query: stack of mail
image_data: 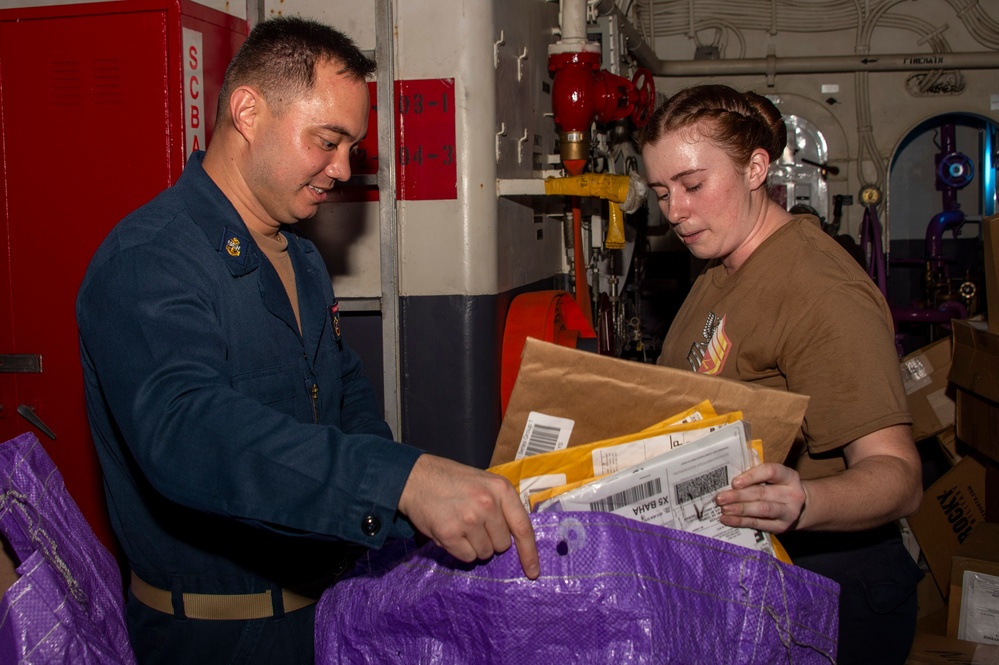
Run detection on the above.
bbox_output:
[488,401,786,560]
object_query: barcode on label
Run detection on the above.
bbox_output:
[674,466,729,505]
[901,357,932,395]
[902,357,928,382]
[523,423,561,457]
[588,478,663,513]
[515,412,574,459]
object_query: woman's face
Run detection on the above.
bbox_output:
[642,123,769,269]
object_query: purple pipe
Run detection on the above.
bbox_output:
[924,209,965,275]
[936,123,959,212]
[891,299,968,326]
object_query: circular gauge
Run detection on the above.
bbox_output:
[859,184,882,206]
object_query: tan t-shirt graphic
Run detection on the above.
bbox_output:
[658,216,911,481]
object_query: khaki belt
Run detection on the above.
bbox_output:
[130,572,317,620]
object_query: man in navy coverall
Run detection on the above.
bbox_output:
[76,16,538,664]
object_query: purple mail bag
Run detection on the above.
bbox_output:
[0,432,134,664]
[317,511,838,664]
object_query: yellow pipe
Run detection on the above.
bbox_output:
[544,174,631,250]
[543,173,631,203]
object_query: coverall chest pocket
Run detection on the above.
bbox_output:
[230,362,299,414]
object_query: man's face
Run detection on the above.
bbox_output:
[245,58,369,227]
[642,124,757,264]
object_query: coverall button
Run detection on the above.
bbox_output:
[361,514,381,536]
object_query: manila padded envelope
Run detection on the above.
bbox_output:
[491,338,809,467]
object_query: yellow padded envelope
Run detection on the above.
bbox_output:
[488,406,745,505]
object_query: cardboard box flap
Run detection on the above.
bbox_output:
[950,320,999,404]
[900,338,955,442]
[492,338,809,467]
[907,455,987,597]
[953,521,999,563]
[906,632,999,664]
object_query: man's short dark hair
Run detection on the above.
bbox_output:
[216,16,376,125]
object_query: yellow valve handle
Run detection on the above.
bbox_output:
[543,174,631,203]
[606,202,625,250]
[545,174,631,249]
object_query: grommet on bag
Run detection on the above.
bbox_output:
[361,514,381,537]
[556,516,586,555]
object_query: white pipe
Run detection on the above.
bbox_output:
[593,0,999,77]
[561,0,589,46]
[594,0,660,68]
[656,51,999,76]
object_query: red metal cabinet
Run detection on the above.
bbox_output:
[0,0,245,550]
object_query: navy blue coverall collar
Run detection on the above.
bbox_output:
[180,150,329,362]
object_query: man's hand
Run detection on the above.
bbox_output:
[713,462,808,534]
[398,454,540,579]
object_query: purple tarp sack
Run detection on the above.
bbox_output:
[317,512,838,664]
[0,432,135,665]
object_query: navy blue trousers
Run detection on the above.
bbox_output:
[784,526,923,665]
[126,591,316,665]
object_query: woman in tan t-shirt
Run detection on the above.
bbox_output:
[639,84,923,665]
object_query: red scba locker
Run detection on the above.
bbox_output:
[0,0,246,552]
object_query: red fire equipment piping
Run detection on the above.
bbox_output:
[549,50,655,175]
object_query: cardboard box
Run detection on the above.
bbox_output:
[949,319,999,463]
[917,566,946,621]
[901,338,956,443]
[934,428,962,468]
[907,455,988,596]
[982,213,999,335]
[947,522,999,643]
[987,461,999,522]
[954,390,999,464]
[905,632,999,664]
[491,338,809,468]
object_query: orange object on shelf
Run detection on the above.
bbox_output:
[500,290,595,417]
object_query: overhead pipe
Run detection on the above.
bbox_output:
[593,0,661,71]
[593,0,999,78]
[651,51,999,78]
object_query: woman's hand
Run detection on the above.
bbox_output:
[713,463,809,534]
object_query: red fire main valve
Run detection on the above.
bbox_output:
[549,50,655,175]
